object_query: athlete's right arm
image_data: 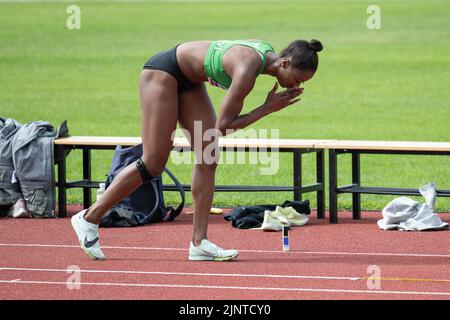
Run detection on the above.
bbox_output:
[215,66,264,136]
[216,72,302,136]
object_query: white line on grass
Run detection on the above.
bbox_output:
[1,243,449,258]
[1,279,449,297]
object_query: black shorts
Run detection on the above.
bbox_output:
[143,45,197,92]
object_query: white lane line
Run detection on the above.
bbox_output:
[0,267,363,281]
[1,279,449,297]
[0,243,449,258]
[3,266,450,283]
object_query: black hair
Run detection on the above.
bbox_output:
[280,39,323,72]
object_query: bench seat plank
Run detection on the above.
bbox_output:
[54,136,334,149]
[338,185,450,197]
[315,140,450,152]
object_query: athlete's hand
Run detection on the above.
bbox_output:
[262,82,303,113]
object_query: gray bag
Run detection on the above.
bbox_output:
[11,120,68,218]
[0,117,23,207]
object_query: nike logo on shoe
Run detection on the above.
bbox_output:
[201,248,218,257]
[84,236,99,248]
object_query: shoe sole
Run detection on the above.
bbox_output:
[189,253,239,261]
[71,215,105,261]
[261,222,283,231]
[286,217,309,226]
[78,240,105,260]
[288,221,308,226]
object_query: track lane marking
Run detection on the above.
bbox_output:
[0,267,363,281]
[1,243,449,258]
[2,267,450,284]
[1,279,450,296]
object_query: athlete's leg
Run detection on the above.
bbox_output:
[84,69,179,224]
[177,83,220,246]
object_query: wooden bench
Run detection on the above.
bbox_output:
[315,140,450,223]
[54,136,332,218]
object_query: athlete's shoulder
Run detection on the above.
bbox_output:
[236,50,263,74]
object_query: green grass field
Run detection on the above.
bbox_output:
[1,0,449,211]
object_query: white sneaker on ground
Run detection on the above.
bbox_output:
[261,210,289,231]
[189,239,238,261]
[274,206,309,226]
[71,209,106,260]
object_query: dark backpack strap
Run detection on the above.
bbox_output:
[138,178,162,225]
[162,167,185,221]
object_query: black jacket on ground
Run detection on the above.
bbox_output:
[224,200,311,229]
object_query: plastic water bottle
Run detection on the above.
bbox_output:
[96,183,106,202]
[282,225,290,252]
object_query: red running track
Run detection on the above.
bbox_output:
[0,206,449,300]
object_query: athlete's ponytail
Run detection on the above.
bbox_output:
[280,39,323,72]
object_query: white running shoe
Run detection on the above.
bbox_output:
[261,210,289,231]
[274,206,309,226]
[71,210,106,260]
[188,239,239,261]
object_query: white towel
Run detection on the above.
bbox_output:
[377,183,449,231]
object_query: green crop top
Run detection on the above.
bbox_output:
[204,40,275,90]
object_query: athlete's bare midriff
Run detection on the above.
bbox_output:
[176,41,211,84]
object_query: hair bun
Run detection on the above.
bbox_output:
[308,39,323,52]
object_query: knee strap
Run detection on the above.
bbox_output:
[136,158,156,184]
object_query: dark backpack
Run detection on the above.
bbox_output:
[99,143,185,227]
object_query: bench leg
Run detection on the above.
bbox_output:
[56,145,67,218]
[329,149,338,223]
[83,149,92,209]
[293,149,302,201]
[316,150,325,219]
[352,152,361,220]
